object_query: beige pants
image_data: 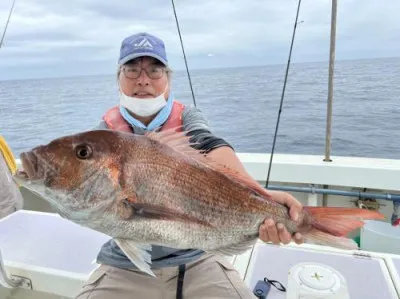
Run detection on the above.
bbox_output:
[75,253,256,299]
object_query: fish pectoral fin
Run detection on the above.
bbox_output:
[211,238,257,256]
[126,201,181,220]
[114,238,155,277]
[123,201,212,227]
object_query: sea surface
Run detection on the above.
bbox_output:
[1,57,399,160]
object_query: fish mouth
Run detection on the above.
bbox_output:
[17,151,41,181]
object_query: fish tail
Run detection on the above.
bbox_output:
[302,206,385,249]
[303,229,360,250]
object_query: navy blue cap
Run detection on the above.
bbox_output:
[118,32,168,66]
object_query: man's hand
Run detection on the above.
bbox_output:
[259,190,304,245]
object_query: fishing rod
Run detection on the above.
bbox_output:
[265,0,302,188]
[170,0,302,187]
[0,0,16,49]
[171,0,197,107]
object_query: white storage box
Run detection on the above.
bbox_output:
[361,220,400,255]
[244,242,398,299]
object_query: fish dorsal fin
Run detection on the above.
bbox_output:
[145,127,272,200]
[145,126,201,156]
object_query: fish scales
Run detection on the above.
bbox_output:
[114,134,298,235]
[124,155,272,230]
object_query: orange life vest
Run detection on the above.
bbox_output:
[102,100,185,133]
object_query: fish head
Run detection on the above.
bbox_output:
[16,130,130,221]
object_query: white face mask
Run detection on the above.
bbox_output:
[119,88,168,117]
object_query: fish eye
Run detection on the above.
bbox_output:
[75,144,93,160]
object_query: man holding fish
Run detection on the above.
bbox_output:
[14,32,384,298]
[74,32,304,298]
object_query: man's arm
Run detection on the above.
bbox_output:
[182,105,304,245]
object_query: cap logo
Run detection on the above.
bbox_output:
[134,38,153,49]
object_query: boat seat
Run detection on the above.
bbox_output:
[0,210,110,298]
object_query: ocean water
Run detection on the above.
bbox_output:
[0,57,399,159]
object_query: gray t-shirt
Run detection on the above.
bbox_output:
[94,104,233,270]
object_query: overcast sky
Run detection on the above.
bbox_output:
[0,0,399,80]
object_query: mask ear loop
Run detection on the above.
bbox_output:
[159,81,169,100]
[264,277,286,292]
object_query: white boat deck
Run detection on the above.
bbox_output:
[1,210,399,298]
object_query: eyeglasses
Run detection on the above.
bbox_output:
[122,65,167,80]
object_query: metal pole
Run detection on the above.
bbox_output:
[324,0,337,162]
[323,0,338,206]
[0,249,23,288]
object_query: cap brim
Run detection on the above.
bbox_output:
[119,52,168,66]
